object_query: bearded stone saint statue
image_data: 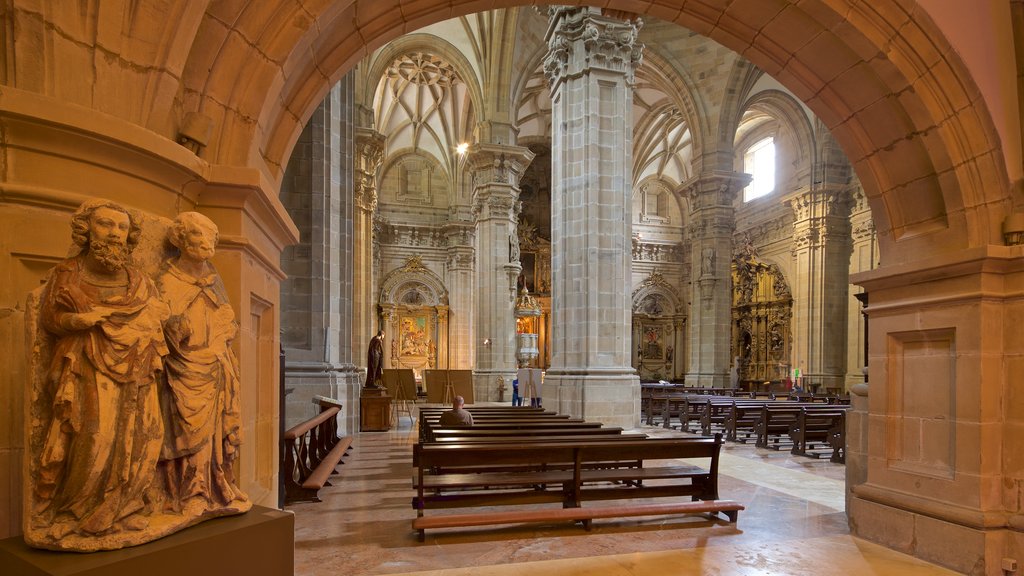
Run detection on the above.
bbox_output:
[155,212,250,517]
[25,202,249,552]
[26,200,170,550]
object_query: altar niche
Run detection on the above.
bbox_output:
[731,253,793,390]
[378,257,450,381]
[631,272,685,382]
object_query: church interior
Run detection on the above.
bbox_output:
[1,2,1024,575]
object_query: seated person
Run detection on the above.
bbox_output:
[438,395,474,426]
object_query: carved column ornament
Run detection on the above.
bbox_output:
[355,127,386,213]
[543,7,644,90]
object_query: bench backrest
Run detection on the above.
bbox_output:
[414,436,723,469]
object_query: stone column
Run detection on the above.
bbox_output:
[683,173,748,388]
[786,186,853,392]
[542,7,642,427]
[280,77,361,434]
[444,210,475,369]
[468,144,534,401]
[353,118,385,373]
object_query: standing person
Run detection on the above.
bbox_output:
[31,199,170,544]
[365,329,385,388]
[439,395,474,426]
[155,212,250,517]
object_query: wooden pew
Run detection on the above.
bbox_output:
[754,404,841,450]
[282,396,353,504]
[723,402,770,442]
[788,407,849,457]
[428,425,622,442]
[432,433,649,444]
[417,406,562,441]
[827,411,847,463]
[411,435,743,540]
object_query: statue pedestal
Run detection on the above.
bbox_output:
[360,387,392,431]
[0,506,294,576]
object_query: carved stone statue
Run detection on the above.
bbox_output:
[155,212,250,518]
[365,329,385,388]
[26,203,252,552]
[26,199,171,550]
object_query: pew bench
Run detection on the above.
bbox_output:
[411,435,743,541]
[282,397,352,504]
[788,407,849,457]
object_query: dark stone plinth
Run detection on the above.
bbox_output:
[0,505,294,576]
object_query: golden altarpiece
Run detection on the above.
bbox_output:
[378,257,449,380]
[516,218,551,369]
[730,249,792,389]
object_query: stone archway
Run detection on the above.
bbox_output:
[163,1,1011,265]
[3,3,1022,572]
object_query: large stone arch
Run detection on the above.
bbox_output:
[170,1,1010,265]
[5,2,1010,259]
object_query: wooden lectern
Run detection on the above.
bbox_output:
[360,387,392,431]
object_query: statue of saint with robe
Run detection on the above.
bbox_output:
[155,212,250,517]
[28,200,170,549]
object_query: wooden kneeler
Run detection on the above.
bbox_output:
[412,500,744,541]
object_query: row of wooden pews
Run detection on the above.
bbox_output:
[411,405,743,540]
[641,386,850,463]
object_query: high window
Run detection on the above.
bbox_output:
[743,137,776,202]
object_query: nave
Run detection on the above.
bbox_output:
[289,407,957,576]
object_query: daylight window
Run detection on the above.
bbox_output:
[743,137,775,202]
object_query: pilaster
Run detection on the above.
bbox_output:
[353,125,386,378]
[444,208,476,369]
[849,247,1024,575]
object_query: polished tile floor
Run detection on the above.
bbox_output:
[289,406,959,576]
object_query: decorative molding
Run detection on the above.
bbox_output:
[631,236,684,263]
[354,128,386,212]
[376,222,446,248]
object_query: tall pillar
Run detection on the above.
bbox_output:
[683,173,748,388]
[280,77,361,434]
[353,119,385,369]
[467,144,534,401]
[542,7,642,427]
[786,185,853,392]
[444,210,475,369]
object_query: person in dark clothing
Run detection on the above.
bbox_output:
[439,395,474,426]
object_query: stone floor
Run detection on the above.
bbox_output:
[289,406,958,576]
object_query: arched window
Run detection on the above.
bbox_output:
[743,137,776,202]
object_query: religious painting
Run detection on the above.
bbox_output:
[400,314,431,358]
[643,325,664,360]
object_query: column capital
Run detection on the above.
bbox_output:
[784,186,854,221]
[785,186,854,253]
[543,7,644,91]
[466,143,535,188]
[678,171,752,210]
